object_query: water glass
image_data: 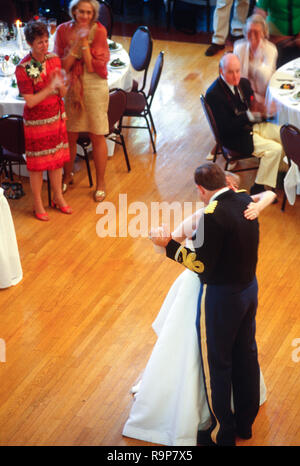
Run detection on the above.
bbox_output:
[48,18,57,36]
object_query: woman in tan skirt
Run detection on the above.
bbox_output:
[54,0,110,202]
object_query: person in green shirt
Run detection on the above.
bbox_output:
[255,0,300,67]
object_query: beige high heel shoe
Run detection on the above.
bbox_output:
[62,172,74,193]
[93,190,106,202]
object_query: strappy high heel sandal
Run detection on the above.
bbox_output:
[33,211,49,221]
[51,200,73,214]
[94,190,106,202]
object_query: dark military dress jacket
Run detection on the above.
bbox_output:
[205,77,255,156]
[166,189,259,286]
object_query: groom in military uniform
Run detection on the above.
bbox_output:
[150,162,260,446]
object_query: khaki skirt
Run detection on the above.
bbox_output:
[65,68,109,135]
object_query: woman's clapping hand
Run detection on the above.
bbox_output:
[49,69,68,95]
[76,26,89,41]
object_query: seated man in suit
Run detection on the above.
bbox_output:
[205,52,284,193]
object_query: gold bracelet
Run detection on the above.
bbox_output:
[70,51,80,59]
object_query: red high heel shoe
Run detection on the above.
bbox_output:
[51,201,73,214]
[34,211,49,221]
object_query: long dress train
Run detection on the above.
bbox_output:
[0,188,22,289]
[122,266,267,446]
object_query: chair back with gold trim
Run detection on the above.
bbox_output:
[280,124,300,211]
[200,95,258,174]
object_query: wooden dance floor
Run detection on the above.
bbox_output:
[0,37,299,447]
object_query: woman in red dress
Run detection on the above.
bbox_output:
[15,21,72,221]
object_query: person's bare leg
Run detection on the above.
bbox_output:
[63,131,78,189]
[29,170,45,214]
[49,168,71,212]
[89,133,107,200]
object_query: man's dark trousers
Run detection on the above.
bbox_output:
[196,278,260,446]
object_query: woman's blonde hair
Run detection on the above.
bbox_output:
[245,14,269,39]
[68,0,100,23]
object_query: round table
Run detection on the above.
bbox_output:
[267,57,300,128]
[0,39,132,180]
[267,58,300,205]
[0,39,132,118]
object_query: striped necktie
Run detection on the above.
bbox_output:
[234,86,240,99]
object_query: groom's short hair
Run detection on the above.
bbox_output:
[194,162,227,191]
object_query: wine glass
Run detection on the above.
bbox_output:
[48,19,57,36]
[0,22,6,42]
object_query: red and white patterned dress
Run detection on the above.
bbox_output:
[15,52,70,172]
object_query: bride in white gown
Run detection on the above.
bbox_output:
[122,182,275,446]
[0,187,22,289]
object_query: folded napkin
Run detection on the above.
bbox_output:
[283,157,300,205]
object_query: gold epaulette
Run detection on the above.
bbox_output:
[174,246,204,273]
[204,200,218,214]
[235,189,247,193]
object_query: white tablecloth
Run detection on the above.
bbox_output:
[0,39,132,162]
[267,57,300,128]
[267,58,300,204]
[0,41,132,117]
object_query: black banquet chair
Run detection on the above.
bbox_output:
[119,51,164,154]
[98,0,113,39]
[0,114,26,180]
[0,114,52,205]
[129,25,153,93]
[106,88,130,171]
[200,94,259,174]
[77,88,130,180]
[75,133,94,188]
[279,124,300,211]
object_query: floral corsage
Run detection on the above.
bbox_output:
[25,58,43,79]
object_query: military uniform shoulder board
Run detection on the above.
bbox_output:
[235,189,247,193]
[204,200,218,214]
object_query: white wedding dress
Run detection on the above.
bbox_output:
[123,239,267,446]
[0,187,23,289]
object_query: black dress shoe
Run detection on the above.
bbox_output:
[205,43,225,57]
[230,34,244,42]
[236,427,252,440]
[197,430,217,446]
[197,429,236,446]
[250,183,266,195]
